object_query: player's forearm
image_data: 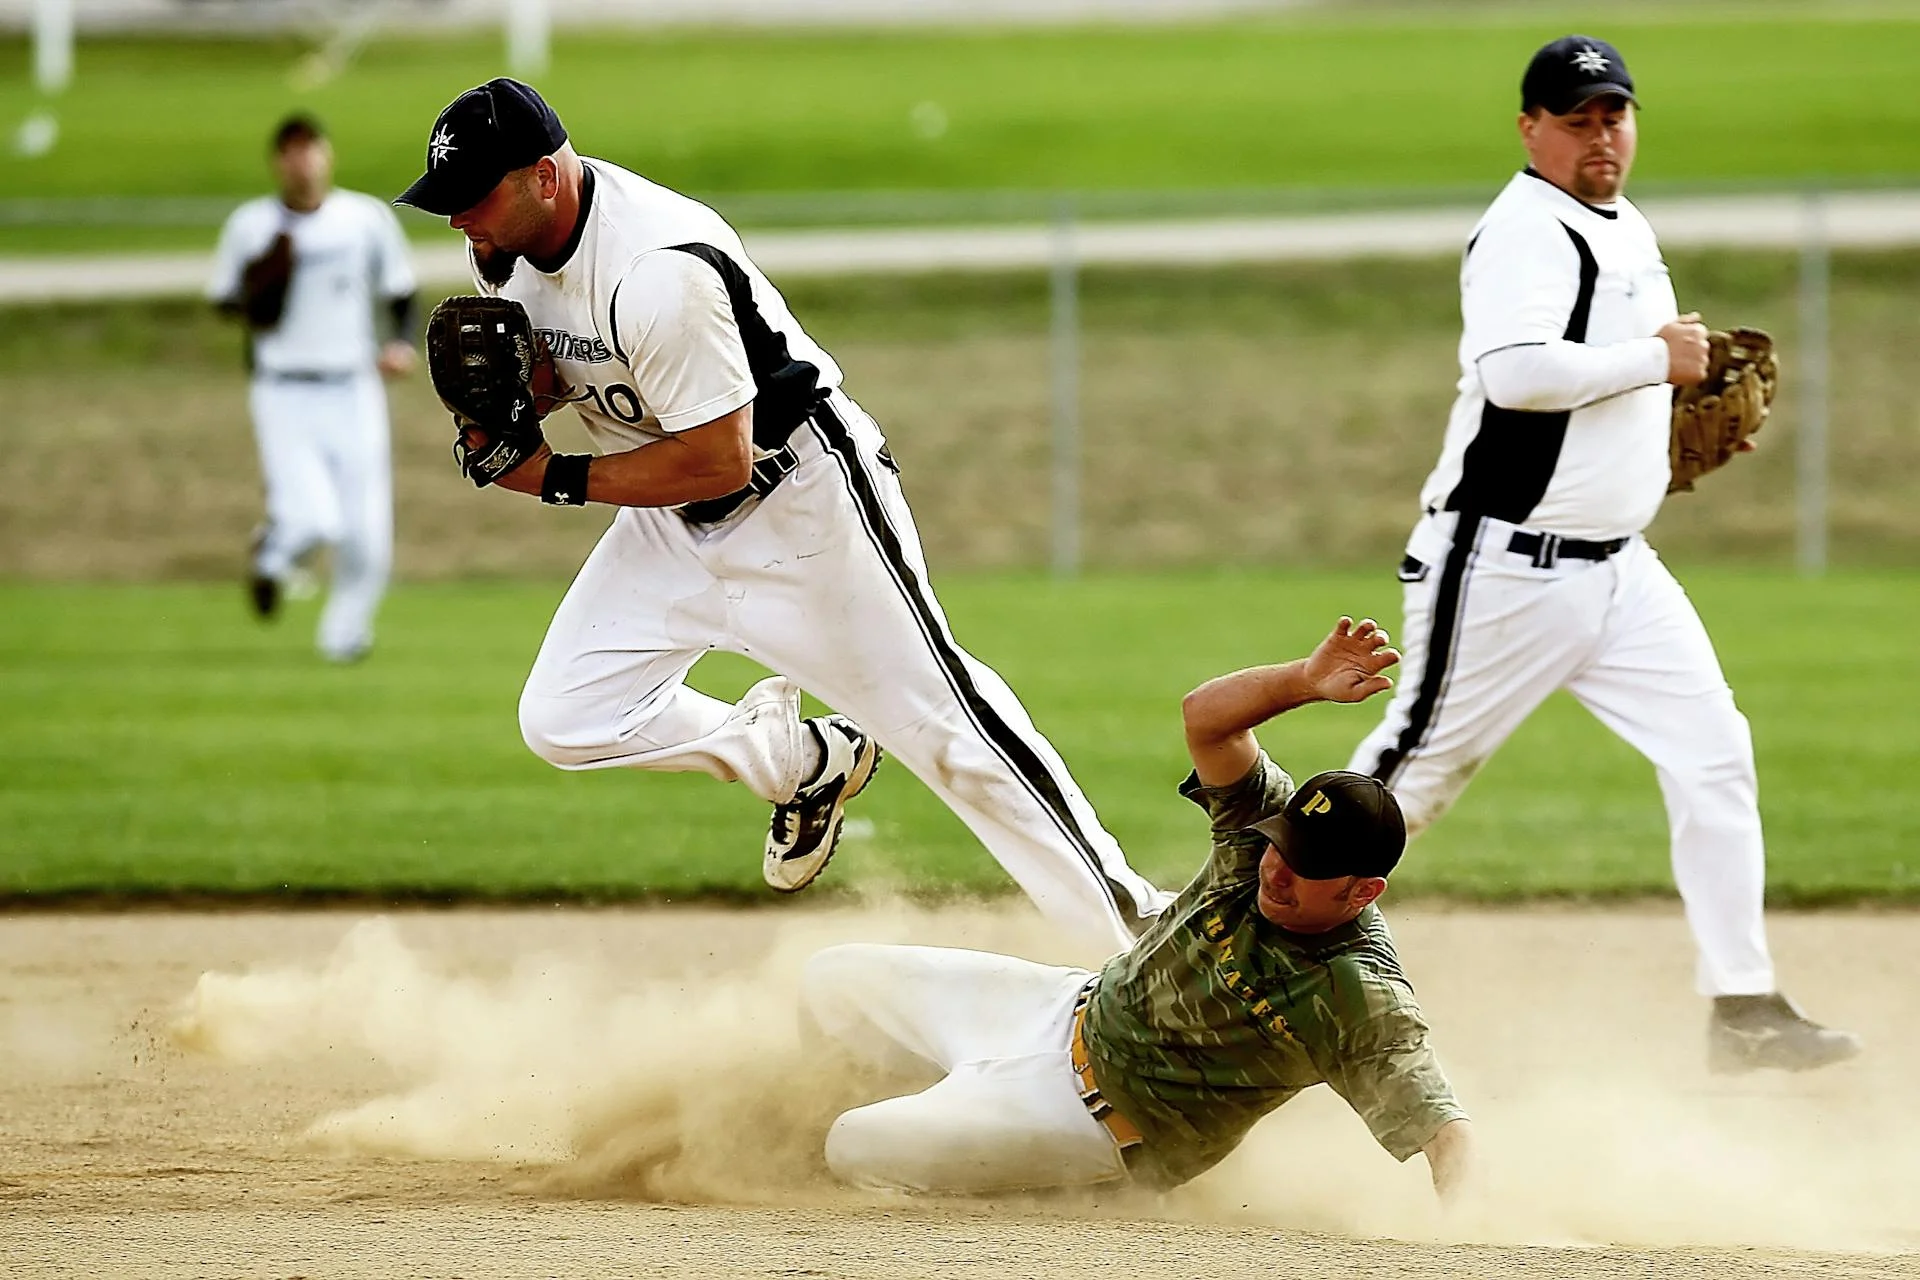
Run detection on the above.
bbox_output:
[497,439,751,507]
[1182,660,1320,759]
[1477,337,1668,411]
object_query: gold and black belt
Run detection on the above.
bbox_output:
[1070,989,1144,1154]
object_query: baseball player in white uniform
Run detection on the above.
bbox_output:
[209,114,418,663]
[1347,37,1858,1072]
[393,80,1165,950]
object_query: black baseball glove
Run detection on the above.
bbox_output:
[238,232,295,330]
[425,295,545,488]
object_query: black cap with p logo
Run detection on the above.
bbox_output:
[394,78,568,217]
[1246,770,1406,881]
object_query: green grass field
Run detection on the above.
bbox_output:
[4,8,1920,252]
[3,572,1914,906]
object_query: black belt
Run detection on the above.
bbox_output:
[1507,530,1629,569]
[677,441,801,525]
[260,369,357,384]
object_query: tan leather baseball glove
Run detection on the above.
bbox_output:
[1668,326,1779,494]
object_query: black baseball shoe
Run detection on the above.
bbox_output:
[1708,993,1862,1074]
[246,525,279,621]
[248,573,280,620]
[763,715,882,893]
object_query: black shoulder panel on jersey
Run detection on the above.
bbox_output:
[606,279,629,366]
[663,242,827,451]
[1442,222,1600,524]
[1559,224,1600,342]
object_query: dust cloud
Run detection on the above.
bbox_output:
[171,906,1917,1252]
[172,913,887,1200]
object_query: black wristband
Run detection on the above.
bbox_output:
[540,453,592,506]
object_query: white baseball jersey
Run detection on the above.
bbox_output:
[475,159,843,455]
[1417,169,1678,541]
[208,190,416,376]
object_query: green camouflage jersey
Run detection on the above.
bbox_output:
[1082,751,1467,1189]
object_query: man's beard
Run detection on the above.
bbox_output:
[474,242,521,287]
[1571,159,1626,203]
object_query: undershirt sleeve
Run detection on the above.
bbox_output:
[1477,337,1671,412]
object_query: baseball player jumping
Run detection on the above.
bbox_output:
[1346,36,1859,1072]
[392,80,1165,950]
[209,114,419,663]
[804,617,1473,1200]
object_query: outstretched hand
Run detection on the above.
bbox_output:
[1302,616,1400,704]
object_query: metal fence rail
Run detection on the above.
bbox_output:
[6,187,1910,575]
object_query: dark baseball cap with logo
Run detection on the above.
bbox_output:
[394,78,568,217]
[1246,770,1406,881]
[1522,35,1637,116]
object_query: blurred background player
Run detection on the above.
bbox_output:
[208,114,419,663]
[394,80,1167,949]
[805,617,1473,1202]
[1345,36,1859,1073]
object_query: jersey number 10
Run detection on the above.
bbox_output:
[575,382,646,425]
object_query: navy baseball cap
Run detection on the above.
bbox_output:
[394,78,568,217]
[1522,36,1637,116]
[1246,771,1406,881]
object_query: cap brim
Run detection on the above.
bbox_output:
[1247,813,1325,878]
[393,170,492,218]
[1552,83,1637,114]
[1247,813,1290,848]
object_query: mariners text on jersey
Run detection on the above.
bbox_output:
[536,329,614,364]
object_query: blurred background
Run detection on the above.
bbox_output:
[2,1,1917,903]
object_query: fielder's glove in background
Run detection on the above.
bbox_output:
[238,232,295,331]
[426,295,546,488]
[1668,326,1779,494]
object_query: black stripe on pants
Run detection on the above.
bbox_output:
[808,403,1147,934]
[1370,515,1485,787]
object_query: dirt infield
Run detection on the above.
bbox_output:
[2,903,1916,1279]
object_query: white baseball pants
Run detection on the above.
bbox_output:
[515,391,1164,951]
[1347,510,1774,997]
[249,371,393,662]
[802,942,1126,1193]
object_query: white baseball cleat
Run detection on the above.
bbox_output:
[763,714,882,893]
